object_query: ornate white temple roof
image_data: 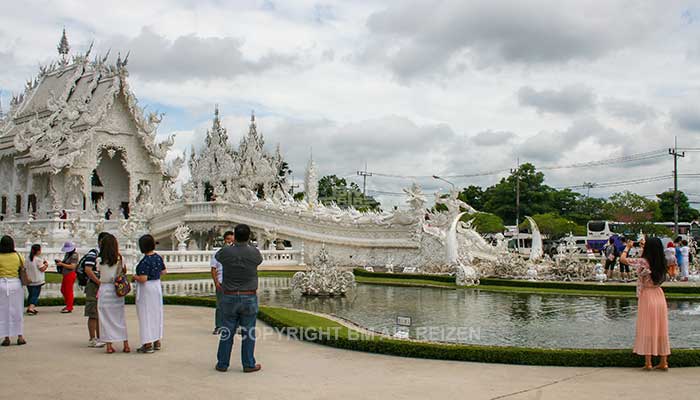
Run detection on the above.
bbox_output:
[189,107,287,196]
[0,31,172,174]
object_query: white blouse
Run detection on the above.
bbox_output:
[97,257,124,283]
[26,256,46,285]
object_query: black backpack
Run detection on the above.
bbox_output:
[76,249,97,287]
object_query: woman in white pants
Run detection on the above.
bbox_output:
[0,236,26,346]
[133,234,166,354]
[96,234,130,354]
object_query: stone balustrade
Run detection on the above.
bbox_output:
[15,246,303,273]
[40,276,292,299]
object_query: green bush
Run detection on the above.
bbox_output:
[354,269,700,295]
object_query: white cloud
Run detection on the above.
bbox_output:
[0,0,697,204]
[517,85,596,115]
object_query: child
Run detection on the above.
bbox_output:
[665,242,678,282]
[681,239,690,281]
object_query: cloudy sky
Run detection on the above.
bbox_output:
[2,0,700,209]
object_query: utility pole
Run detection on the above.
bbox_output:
[289,174,300,195]
[583,182,596,197]
[669,137,685,235]
[357,162,372,196]
[510,158,521,250]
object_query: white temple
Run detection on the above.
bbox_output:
[0,30,508,275]
[0,29,176,221]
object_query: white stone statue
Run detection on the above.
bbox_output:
[174,224,191,250]
[291,245,356,296]
[526,216,544,262]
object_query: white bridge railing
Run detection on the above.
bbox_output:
[16,247,304,273]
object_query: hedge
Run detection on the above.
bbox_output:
[35,296,700,367]
[257,305,700,368]
[354,268,700,295]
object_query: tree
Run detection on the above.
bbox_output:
[317,175,381,212]
[567,197,611,225]
[606,191,661,223]
[518,212,586,239]
[656,191,700,222]
[481,163,556,224]
[459,185,485,211]
[464,212,505,234]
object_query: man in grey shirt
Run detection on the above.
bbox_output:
[215,224,263,373]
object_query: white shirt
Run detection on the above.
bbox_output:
[210,254,223,284]
[98,257,123,283]
[681,246,690,266]
[26,256,46,285]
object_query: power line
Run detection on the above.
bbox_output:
[356,162,372,196]
[560,175,672,190]
[359,148,669,181]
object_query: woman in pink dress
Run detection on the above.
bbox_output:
[620,236,670,371]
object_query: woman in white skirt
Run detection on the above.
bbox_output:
[0,235,27,346]
[97,234,130,354]
[133,234,166,354]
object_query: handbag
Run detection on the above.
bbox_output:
[113,263,131,297]
[17,253,29,286]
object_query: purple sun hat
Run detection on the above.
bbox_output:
[61,241,76,253]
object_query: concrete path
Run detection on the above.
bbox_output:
[1,306,698,400]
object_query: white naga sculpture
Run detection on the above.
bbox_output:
[526,216,544,262]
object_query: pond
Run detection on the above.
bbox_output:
[41,277,700,349]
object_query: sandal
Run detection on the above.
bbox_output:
[137,345,154,354]
[654,364,669,371]
[154,341,161,351]
[106,347,116,354]
[17,338,26,346]
[60,308,72,314]
[123,346,131,353]
[1,338,10,347]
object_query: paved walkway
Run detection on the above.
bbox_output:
[1,306,698,400]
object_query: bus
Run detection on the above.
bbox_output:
[586,220,695,251]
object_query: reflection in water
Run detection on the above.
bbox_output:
[38,277,700,349]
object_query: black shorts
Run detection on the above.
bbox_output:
[619,263,630,273]
[605,259,616,271]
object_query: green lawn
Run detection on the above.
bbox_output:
[356,275,457,289]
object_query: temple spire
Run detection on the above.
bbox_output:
[57,28,70,65]
[248,110,258,138]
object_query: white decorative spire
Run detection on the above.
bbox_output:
[206,104,228,147]
[57,28,70,65]
[304,152,318,206]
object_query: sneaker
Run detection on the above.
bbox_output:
[94,340,106,348]
[88,338,98,348]
[137,346,155,354]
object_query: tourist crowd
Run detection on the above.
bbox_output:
[0,223,263,373]
[0,232,166,354]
